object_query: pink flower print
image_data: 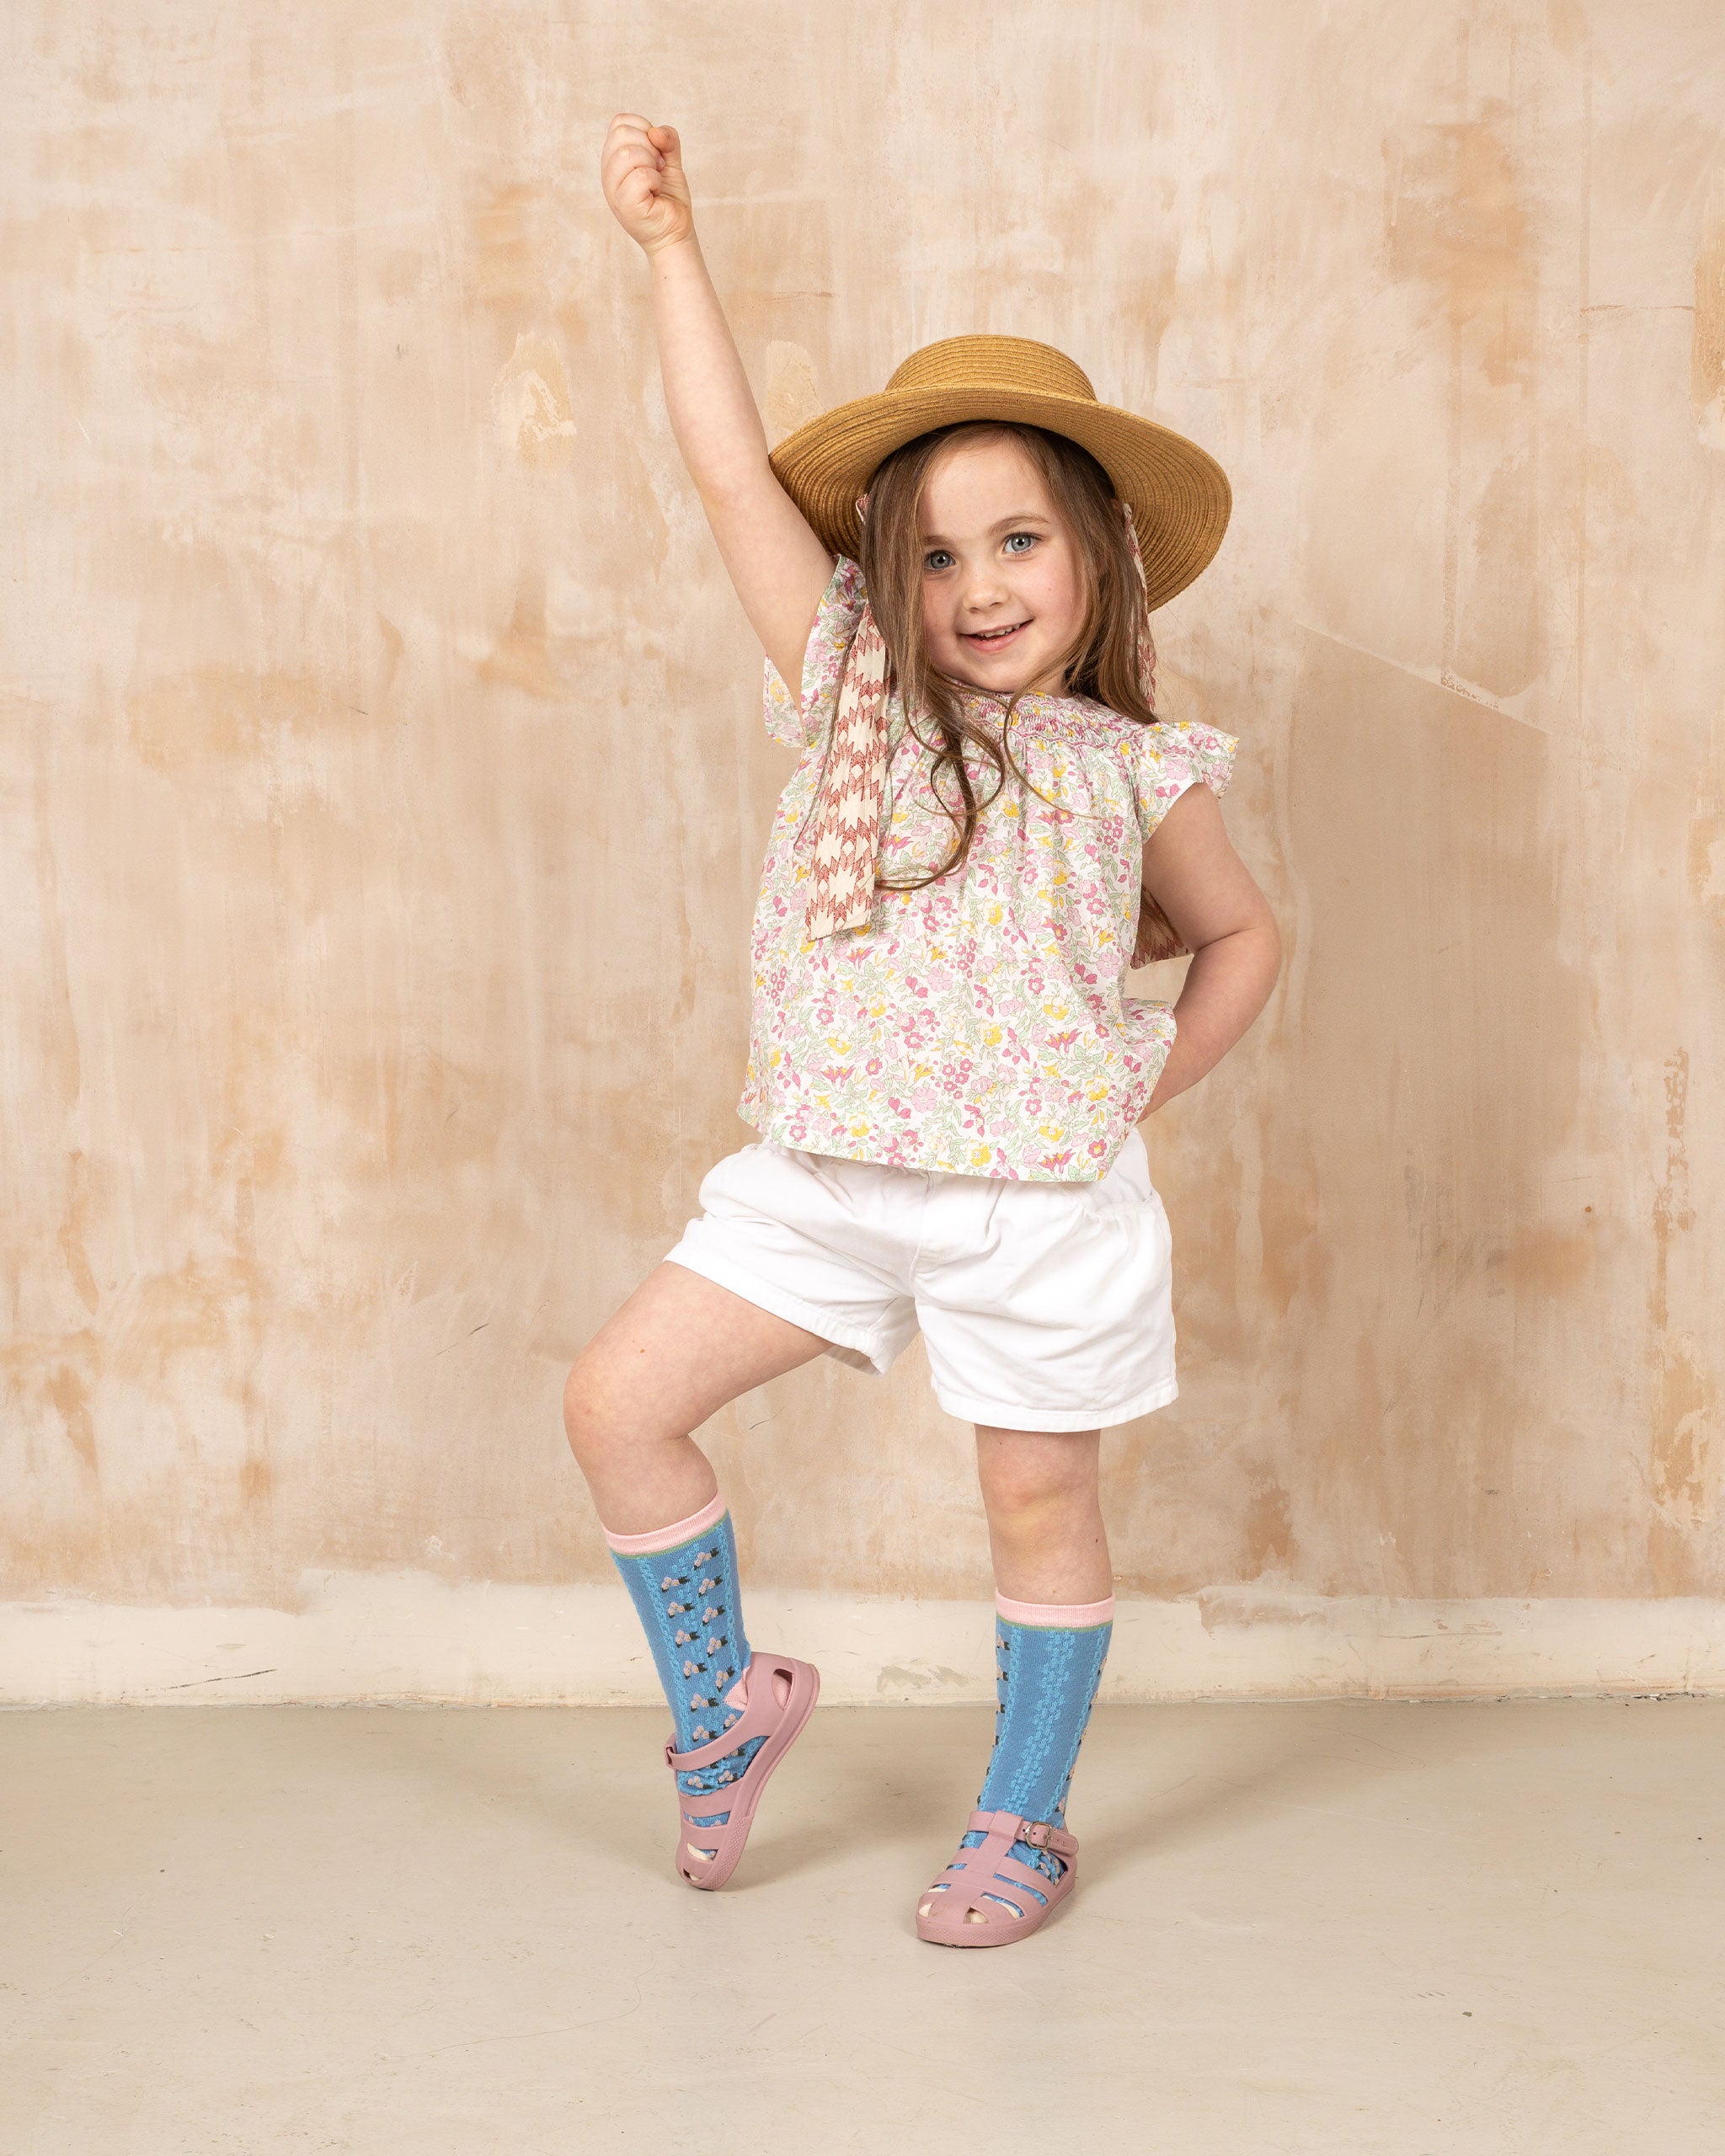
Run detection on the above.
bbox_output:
[1088,1138,1108,1158]
[740,574,1236,1181]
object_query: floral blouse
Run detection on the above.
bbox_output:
[738,557,1238,1182]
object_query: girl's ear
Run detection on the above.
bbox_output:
[856,491,870,520]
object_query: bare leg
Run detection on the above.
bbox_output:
[973,1425,1111,1604]
[562,1259,830,1533]
[563,1262,830,1864]
[918,1424,1111,1925]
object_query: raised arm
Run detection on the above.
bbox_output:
[600,115,836,695]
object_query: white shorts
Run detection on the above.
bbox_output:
[663,1130,1177,1432]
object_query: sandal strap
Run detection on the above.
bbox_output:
[973,1850,1062,1903]
[967,1806,1079,1860]
[924,1810,1078,1924]
[665,1649,800,1774]
[677,1790,734,1822]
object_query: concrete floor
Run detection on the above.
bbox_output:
[0,1700,1720,2155]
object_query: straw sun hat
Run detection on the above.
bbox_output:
[768,333,1231,611]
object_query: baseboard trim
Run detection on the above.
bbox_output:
[4,1572,1723,1705]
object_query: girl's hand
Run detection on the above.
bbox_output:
[600,115,694,256]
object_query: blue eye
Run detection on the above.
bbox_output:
[923,536,1038,569]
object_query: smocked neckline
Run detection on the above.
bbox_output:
[954,685,1112,717]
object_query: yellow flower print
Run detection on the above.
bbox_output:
[740,556,1240,1180]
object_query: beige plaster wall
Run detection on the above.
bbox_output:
[4,2,1723,1701]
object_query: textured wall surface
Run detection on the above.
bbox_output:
[4,3,1723,1700]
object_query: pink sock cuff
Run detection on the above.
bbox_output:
[601,1487,728,1556]
[995,1591,1116,1630]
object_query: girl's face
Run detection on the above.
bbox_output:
[915,435,1087,696]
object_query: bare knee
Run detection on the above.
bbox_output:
[979,1435,1097,1514]
[562,1351,629,1471]
[981,1465,1086,1538]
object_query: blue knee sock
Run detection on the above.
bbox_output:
[602,1492,764,1833]
[958,1593,1114,1908]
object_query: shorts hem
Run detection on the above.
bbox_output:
[931,1375,1180,1432]
[662,1247,897,1377]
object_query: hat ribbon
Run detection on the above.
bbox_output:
[798,500,1158,940]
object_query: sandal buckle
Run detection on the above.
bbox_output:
[1021,1819,1053,1849]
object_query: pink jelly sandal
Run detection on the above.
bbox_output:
[915,1807,1080,1947]
[665,1648,820,1891]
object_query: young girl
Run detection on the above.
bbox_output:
[570,115,1281,1948]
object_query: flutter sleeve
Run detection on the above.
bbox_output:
[761,555,868,750]
[1127,717,1241,841]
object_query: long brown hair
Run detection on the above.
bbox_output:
[856,420,1157,897]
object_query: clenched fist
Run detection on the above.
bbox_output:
[601,114,694,255]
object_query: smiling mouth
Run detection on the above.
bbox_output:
[961,621,1029,648]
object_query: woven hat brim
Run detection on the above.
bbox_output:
[768,384,1231,612]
